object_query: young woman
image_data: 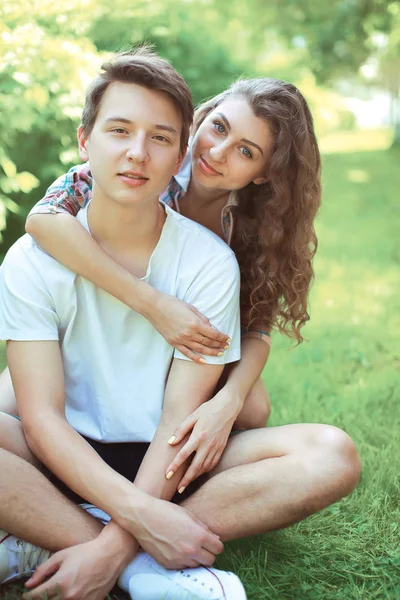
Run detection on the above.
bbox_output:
[2,78,321,475]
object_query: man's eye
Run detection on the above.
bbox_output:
[213,121,225,134]
[153,135,169,143]
[239,146,253,159]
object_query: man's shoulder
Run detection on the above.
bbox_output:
[1,233,73,281]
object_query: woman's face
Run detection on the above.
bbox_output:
[190,96,275,193]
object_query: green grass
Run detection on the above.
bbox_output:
[1,137,400,599]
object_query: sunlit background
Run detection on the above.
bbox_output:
[0,1,399,598]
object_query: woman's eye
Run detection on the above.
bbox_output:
[213,121,226,134]
[239,146,253,159]
[112,128,128,135]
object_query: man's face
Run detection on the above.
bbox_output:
[78,82,183,208]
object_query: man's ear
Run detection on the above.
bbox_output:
[253,175,269,185]
[77,125,89,162]
[173,149,187,175]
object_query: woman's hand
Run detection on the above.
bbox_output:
[165,388,244,492]
[146,292,230,362]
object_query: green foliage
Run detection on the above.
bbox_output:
[0,0,387,256]
[236,0,399,84]
[0,2,102,254]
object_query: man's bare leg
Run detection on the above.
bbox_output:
[0,412,103,550]
[0,369,17,416]
[1,412,360,550]
[181,424,361,540]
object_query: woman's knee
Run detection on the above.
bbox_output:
[234,381,272,430]
[0,411,38,465]
[0,368,18,415]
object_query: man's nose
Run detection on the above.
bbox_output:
[126,134,149,163]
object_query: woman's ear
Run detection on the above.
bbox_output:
[253,176,269,185]
[77,126,89,162]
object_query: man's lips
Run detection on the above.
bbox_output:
[118,171,149,187]
[198,156,222,176]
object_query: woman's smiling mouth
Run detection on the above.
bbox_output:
[198,156,222,176]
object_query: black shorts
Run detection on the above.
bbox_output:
[41,436,206,505]
[7,414,206,505]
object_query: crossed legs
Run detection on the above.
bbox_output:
[0,410,360,553]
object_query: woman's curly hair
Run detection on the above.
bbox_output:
[193,79,321,343]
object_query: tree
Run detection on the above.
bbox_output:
[0,0,101,255]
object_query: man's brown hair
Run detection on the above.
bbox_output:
[81,45,193,154]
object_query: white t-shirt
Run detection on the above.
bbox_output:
[0,204,240,443]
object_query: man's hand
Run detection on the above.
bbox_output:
[145,292,230,362]
[127,495,223,569]
[166,388,243,492]
[23,540,125,600]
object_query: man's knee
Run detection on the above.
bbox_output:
[309,425,361,497]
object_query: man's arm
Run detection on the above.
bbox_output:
[7,340,222,569]
[7,340,147,518]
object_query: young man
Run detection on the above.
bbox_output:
[0,48,361,600]
[0,47,245,600]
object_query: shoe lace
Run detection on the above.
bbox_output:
[16,539,50,577]
[204,567,226,600]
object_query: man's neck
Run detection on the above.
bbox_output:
[85,190,166,280]
[87,193,165,254]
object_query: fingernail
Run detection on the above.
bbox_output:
[227,338,231,343]
[224,345,230,350]
[199,358,206,364]
[178,486,186,494]
[217,352,224,357]
[166,471,174,480]
[168,436,176,445]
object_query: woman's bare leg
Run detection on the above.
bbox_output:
[0,367,18,415]
[234,378,271,429]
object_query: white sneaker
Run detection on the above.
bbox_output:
[124,553,247,600]
[0,529,51,583]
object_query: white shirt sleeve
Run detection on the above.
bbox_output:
[173,253,241,364]
[0,239,60,341]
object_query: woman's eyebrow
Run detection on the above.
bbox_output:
[216,112,263,155]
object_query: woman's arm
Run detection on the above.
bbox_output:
[164,336,271,490]
[224,334,271,404]
[26,213,229,360]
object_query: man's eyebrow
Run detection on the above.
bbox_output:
[105,117,133,125]
[105,117,178,134]
[154,124,178,134]
[216,112,264,155]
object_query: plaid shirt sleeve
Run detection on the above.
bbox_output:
[28,163,93,217]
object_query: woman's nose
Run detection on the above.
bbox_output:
[209,142,227,163]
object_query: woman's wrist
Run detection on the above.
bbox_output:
[217,382,245,417]
[121,274,159,318]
